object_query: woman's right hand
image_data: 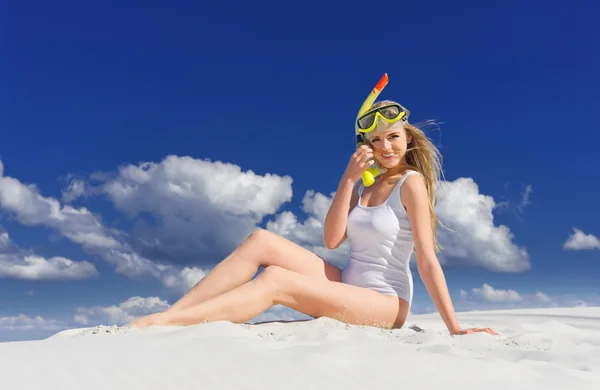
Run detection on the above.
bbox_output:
[342,145,374,183]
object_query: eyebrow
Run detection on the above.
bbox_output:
[371,132,401,138]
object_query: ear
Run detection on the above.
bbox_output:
[406,131,413,144]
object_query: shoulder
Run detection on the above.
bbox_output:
[402,171,425,189]
[399,171,428,208]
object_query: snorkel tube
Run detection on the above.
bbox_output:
[355,73,389,187]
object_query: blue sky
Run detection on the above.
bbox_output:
[1,0,599,342]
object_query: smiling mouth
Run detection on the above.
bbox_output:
[382,153,396,159]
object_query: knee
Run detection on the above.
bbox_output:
[256,265,287,291]
[245,228,272,246]
[244,228,278,254]
[258,265,286,281]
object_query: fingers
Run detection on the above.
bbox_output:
[457,327,500,336]
[353,145,373,167]
[353,145,372,160]
[356,145,373,155]
[475,327,499,336]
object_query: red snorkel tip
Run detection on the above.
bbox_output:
[374,73,388,92]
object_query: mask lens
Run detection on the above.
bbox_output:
[358,112,376,129]
[380,105,401,119]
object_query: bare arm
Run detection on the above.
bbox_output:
[323,177,359,249]
[324,145,373,250]
[401,174,461,334]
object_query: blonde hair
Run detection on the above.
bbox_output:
[363,100,444,251]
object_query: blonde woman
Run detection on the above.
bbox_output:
[131,100,498,336]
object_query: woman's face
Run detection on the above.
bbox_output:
[367,124,412,169]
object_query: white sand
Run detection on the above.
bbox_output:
[1,307,599,389]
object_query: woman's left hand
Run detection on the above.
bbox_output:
[451,327,499,336]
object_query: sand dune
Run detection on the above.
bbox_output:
[1,307,599,389]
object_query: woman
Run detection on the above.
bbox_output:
[131,100,497,336]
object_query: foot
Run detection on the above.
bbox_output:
[129,312,166,329]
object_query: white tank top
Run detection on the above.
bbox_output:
[341,170,418,307]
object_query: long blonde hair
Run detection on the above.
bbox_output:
[363,100,444,251]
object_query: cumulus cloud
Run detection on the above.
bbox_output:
[0,254,98,281]
[458,283,546,307]
[0,225,98,281]
[95,155,294,267]
[0,314,64,332]
[0,160,214,290]
[161,266,207,293]
[563,228,600,250]
[534,291,552,303]
[61,178,88,203]
[0,170,121,250]
[0,164,155,280]
[436,178,530,272]
[456,284,600,312]
[471,283,523,303]
[73,296,170,326]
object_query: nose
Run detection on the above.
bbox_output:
[379,138,392,151]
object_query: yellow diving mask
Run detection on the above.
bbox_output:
[354,74,410,187]
[356,103,408,133]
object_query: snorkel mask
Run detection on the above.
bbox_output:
[355,74,408,186]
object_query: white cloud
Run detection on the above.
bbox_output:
[471,283,523,303]
[160,266,208,293]
[0,159,220,290]
[455,284,600,312]
[98,155,294,267]
[0,231,9,250]
[534,291,552,303]
[0,225,98,281]
[436,178,530,272]
[0,254,98,281]
[61,178,88,203]
[563,228,600,250]
[73,296,170,326]
[0,314,64,332]
[0,171,121,251]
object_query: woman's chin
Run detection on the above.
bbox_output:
[379,159,400,170]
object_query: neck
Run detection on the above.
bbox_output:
[380,158,412,179]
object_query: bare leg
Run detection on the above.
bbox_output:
[165,229,342,313]
[131,266,408,330]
